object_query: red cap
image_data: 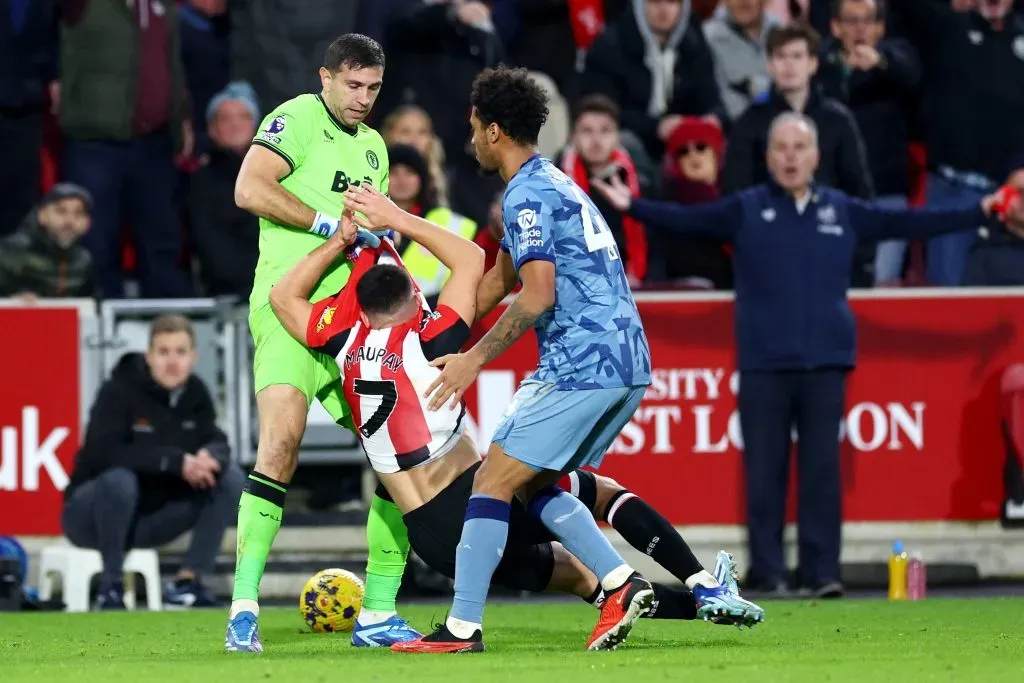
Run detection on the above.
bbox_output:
[667,117,724,158]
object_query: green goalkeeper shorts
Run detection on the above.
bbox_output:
[249,302,352,427]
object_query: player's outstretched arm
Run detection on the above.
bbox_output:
[592,173,742,240]
[435,250,486,326]
[343,184,486,324]
[269,212,357,343]
[474,250,518,323]
[235,145,319,232]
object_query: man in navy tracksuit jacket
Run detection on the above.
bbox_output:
[594,112,1005,597]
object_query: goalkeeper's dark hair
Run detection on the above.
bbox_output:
[470,65,549,146]
[324,33,386,72]
[357,264,414,316]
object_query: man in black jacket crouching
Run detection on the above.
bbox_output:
[63,315,245,610]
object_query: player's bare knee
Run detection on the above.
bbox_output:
[592,474,625,521]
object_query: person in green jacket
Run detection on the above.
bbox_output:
[0,184,95,301]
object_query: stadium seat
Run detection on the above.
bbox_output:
[37,543,162,613]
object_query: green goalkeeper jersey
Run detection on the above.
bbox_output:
[247,93,390,309]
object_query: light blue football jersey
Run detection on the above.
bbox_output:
[500,155,651,389]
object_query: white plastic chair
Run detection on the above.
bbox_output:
[38,543,162,612]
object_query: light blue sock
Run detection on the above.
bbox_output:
[450,495,510,626]
[529,486,629,588]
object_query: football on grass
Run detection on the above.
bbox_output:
[299,568,365,633]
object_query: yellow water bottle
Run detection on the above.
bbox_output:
[888,541,908,601]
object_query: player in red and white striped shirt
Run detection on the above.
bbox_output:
[308,243,471,476]
[270,188,763,640]
[270,201,484,512]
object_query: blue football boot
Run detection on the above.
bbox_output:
[694,550,765,629]
[224,611,263,653]
[351,614,423,647]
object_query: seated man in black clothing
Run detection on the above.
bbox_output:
[63,315,245,609]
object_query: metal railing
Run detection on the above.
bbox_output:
[80,298,365,467]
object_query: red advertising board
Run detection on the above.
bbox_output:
[0,307,80,535]
[465,293,1024,525]
[3,294,1022,534]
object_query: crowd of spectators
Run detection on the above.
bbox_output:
[3,0,1024,301]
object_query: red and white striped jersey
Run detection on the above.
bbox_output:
[305,245,470,474]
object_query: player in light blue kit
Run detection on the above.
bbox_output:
[393,66,758,655]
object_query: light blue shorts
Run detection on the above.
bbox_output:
[491,379,647,473]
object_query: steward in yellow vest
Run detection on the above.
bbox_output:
[387,145,477,299]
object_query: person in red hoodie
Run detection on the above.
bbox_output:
[651,116,733,289]
[556,94,648,286]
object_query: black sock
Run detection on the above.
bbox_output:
[581,584,604,609]
[605,492,704,584]
[644,583,697,620]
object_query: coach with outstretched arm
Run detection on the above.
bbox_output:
[593,111,1014,599]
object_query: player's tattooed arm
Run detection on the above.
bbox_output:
[474,298,542,364]
[425,260,554,411]
[424,299,540,411]
[471,259,555,364]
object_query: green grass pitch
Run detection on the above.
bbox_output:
[3,599,1022,682]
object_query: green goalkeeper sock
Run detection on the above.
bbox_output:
[232,471,287,603]
[362,489,409,613]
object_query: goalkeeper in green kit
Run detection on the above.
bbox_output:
[225,34,418,652]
